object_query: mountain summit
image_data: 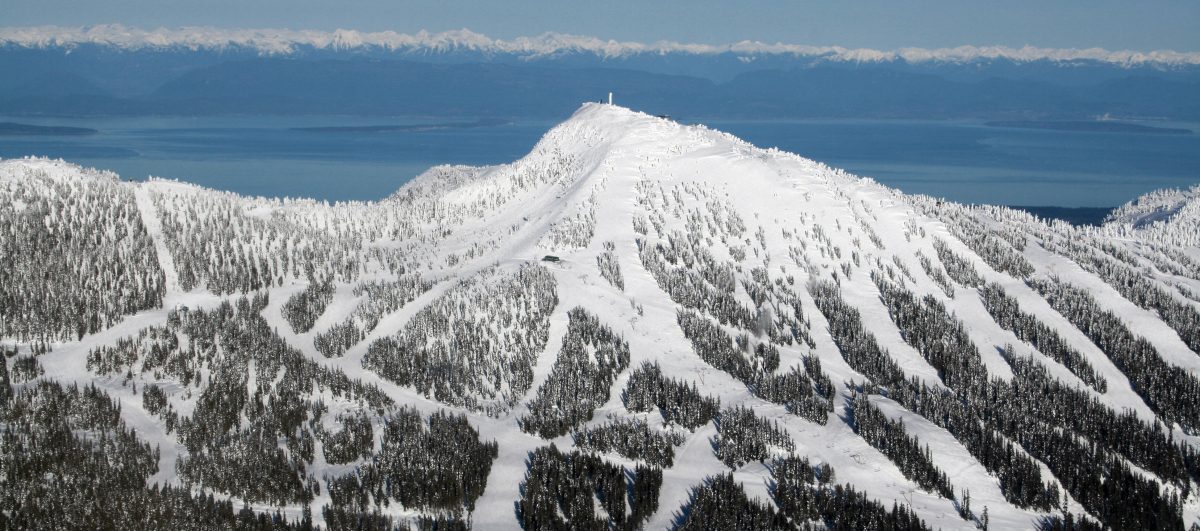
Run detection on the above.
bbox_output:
[2,104,1199,529]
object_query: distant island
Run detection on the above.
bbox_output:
[985,120,1191,135]
[1008,205,1114,226]
[293,118,512,133]
[0,122,98,136]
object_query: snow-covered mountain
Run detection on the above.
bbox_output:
[2,104,1199,530]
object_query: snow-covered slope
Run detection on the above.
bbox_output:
[2,104,1199,530]
[1102,184,1200,248]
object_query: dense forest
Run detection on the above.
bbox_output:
[363,264,557,415]
[0,163,164,341]
[521,307,630,438]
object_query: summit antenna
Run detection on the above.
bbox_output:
[608,92,613,105]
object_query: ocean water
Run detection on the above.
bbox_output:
[711,119,1200,208]
[0,115,552,202]
[2,114,1197,207]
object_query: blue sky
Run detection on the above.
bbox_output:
[5,0,1198,51]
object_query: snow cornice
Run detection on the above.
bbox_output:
[2,24,1198,67]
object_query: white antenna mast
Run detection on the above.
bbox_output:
[608,92,613,105]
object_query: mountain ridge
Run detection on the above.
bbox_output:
[5,25,1199,67]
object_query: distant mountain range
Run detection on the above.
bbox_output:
[5,25,1200,66]
[2,25,1199,119]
